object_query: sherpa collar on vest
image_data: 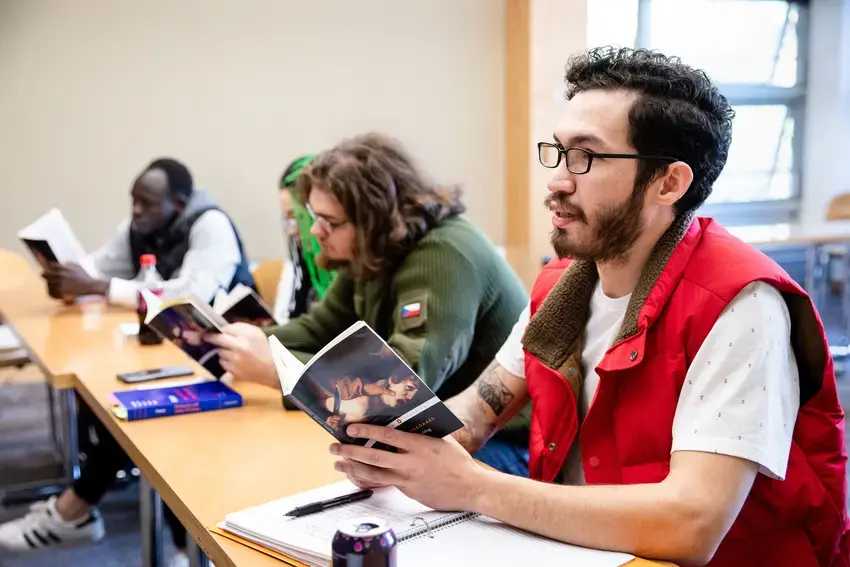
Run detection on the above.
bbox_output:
[523,212,696,370]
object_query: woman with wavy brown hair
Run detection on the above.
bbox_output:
[211,132,532,476]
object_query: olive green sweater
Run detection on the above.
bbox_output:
[267,216,530,435]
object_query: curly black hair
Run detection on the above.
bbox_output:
[565,47,735,215]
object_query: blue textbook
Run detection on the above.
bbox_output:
[110,380,243,421]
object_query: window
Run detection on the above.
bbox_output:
[587,0,808,226]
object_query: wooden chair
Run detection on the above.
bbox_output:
[821,195,850,371]
[824,195,850,293]
[827,193,850,221]
[252,258,284,310]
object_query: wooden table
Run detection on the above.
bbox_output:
[0,264,668,567]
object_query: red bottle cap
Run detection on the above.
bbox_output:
[140,254,157,266]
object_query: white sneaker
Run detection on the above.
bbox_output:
[0,495,105,553]
[168,551,190,567]
[168,550,215,567]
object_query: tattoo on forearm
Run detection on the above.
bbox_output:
[451,424,478,453]
[477,369,515,416]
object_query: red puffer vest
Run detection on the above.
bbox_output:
[522,217,849,566]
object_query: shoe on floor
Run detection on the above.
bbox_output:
[168,551,190,567]
[168,550,215,567]
[0,495,105,553]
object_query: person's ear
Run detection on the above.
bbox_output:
[651,161,693,208]
[172,194,189,213]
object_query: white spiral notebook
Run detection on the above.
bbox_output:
[218,480,635,567]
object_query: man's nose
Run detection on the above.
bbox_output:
[546,156,578,193]
[546,170,576,194]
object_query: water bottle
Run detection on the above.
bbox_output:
[136,254,165,346]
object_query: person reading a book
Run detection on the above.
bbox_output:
[326,48,849,567]
[0,159,256,565]
[41,158,255,307]
[207,132,532,477]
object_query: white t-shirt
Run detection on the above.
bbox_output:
[495,280,800,483]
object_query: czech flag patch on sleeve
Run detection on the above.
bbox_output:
[401,302,421,319]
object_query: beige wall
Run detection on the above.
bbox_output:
[504,0,587,288]
[527,0,586,279]
[0,0,506,261]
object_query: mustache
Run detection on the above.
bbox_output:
[544,193,586,223]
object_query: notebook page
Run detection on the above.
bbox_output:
[398,515,634,567]
[269,336,307,395]
[222,481,465,563]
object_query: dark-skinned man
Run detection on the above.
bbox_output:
[43,158,255,306]
[1,159,254,567]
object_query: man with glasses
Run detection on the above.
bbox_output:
[209,132,533,477]
[327,47,848,566]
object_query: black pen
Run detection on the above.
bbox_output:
[284,489,374,518]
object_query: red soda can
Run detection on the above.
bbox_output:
[331,517,397,567]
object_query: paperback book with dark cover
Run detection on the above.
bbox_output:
[268,321,463,450]
[18,208,94,273]
[140,290,228,379]
[213,283,277,327]
[21,239,58,269]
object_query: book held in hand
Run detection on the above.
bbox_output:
[268,321,463,450]
[110,380,242,421]
[216,480,635,567]
[140,289,229,379]
[213,283,278,327]
[17,208,94,273]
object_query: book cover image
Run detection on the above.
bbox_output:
[223,295,276,327]
[213,284,277,327]
[147,304,226,379]
[285,325,463,450]
[21,239,58,268]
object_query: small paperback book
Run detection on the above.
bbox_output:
[140,289,229,379]
[110,380,243,421]
[17,208,94,273]
[212,283,278,327]
[268,321,463,450]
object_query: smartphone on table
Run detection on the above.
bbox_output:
[116,365,194,384]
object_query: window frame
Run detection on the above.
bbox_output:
[634,0,809,227]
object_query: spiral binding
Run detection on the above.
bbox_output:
[396,512,480,542]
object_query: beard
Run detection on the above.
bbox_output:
[316,252,349,272]
[546,184,647,264]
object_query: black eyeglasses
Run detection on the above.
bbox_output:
[537,142,678,174]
